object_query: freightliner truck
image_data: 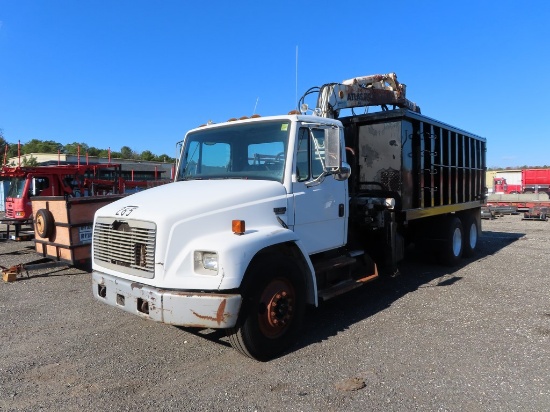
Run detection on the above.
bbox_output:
[92,73,487,360]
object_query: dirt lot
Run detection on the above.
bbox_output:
[1,214,549,411]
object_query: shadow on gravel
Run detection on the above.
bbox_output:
[292,229,526,356]
[166,229,527,359]
[1,258,89,281]
[178,327,232,348]
[0,245,37,256]
[481,230,526,242]
[23,267,84,279]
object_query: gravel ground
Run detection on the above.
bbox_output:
[0,214,549,411]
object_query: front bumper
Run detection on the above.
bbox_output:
[92,271,242,329]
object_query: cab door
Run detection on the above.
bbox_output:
[291,126,347,255]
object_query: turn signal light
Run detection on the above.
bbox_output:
[232,220,245,235]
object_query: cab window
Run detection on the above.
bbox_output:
[296,127,326,181]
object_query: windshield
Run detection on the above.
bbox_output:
[177,120,290,183]
[7,178,26,198]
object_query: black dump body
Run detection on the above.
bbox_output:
[340,109,487,221]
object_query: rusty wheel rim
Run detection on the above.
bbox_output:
[36,215,45,234]
[258,278,295,339]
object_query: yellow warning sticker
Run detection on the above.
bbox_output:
[281,124,288,131]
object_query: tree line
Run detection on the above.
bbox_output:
[1,131,175,166]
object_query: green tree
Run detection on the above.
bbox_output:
[97,149,110,159]
[22,139,62,154]
[0,129,7,151]
[87,146,101,157]
[120,146,135,159]
[64,142,90,155]
[1,137,174,165]
[0,129,8,164]
[140,150,155,161]
[21,154,39,166]
[7,144,18,158]
[156,153,175,163]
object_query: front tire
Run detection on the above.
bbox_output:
[226,253,306,361]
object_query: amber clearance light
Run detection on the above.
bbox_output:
[232,220,245,235]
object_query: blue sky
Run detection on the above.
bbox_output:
[1,0,549,168]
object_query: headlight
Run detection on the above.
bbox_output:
[202,253,218,271]
[194,251,218,275]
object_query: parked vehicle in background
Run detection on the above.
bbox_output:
[494,168,550,194]
[1,163,167,220]
[91,72,487,360]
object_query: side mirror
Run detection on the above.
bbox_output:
[324,127,341,170]
[334,162,351,181]
[325,127,350,181]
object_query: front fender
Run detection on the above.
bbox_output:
[163,224,315,294]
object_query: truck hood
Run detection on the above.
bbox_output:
[94,179,290,286]
[95,179,288,224]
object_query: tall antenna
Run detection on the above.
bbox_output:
[295,45,299,111]
[253,97,259,115]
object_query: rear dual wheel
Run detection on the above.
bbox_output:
[462,214,479,257]
[437,217,464,266]
[436,213,479,265]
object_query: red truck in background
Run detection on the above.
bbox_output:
[1,163,167,220]
[493,168,550,195]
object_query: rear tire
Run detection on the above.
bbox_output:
[462,214,479,257]
[437,216,463,266]
[226,253,306,361]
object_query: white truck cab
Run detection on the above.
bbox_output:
[92,114,353,360]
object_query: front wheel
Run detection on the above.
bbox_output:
[226,253,306,361]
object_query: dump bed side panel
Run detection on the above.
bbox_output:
[341,109,486,218]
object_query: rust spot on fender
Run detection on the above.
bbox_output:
[191,299,227,325]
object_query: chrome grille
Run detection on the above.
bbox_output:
[93,217,156,278]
